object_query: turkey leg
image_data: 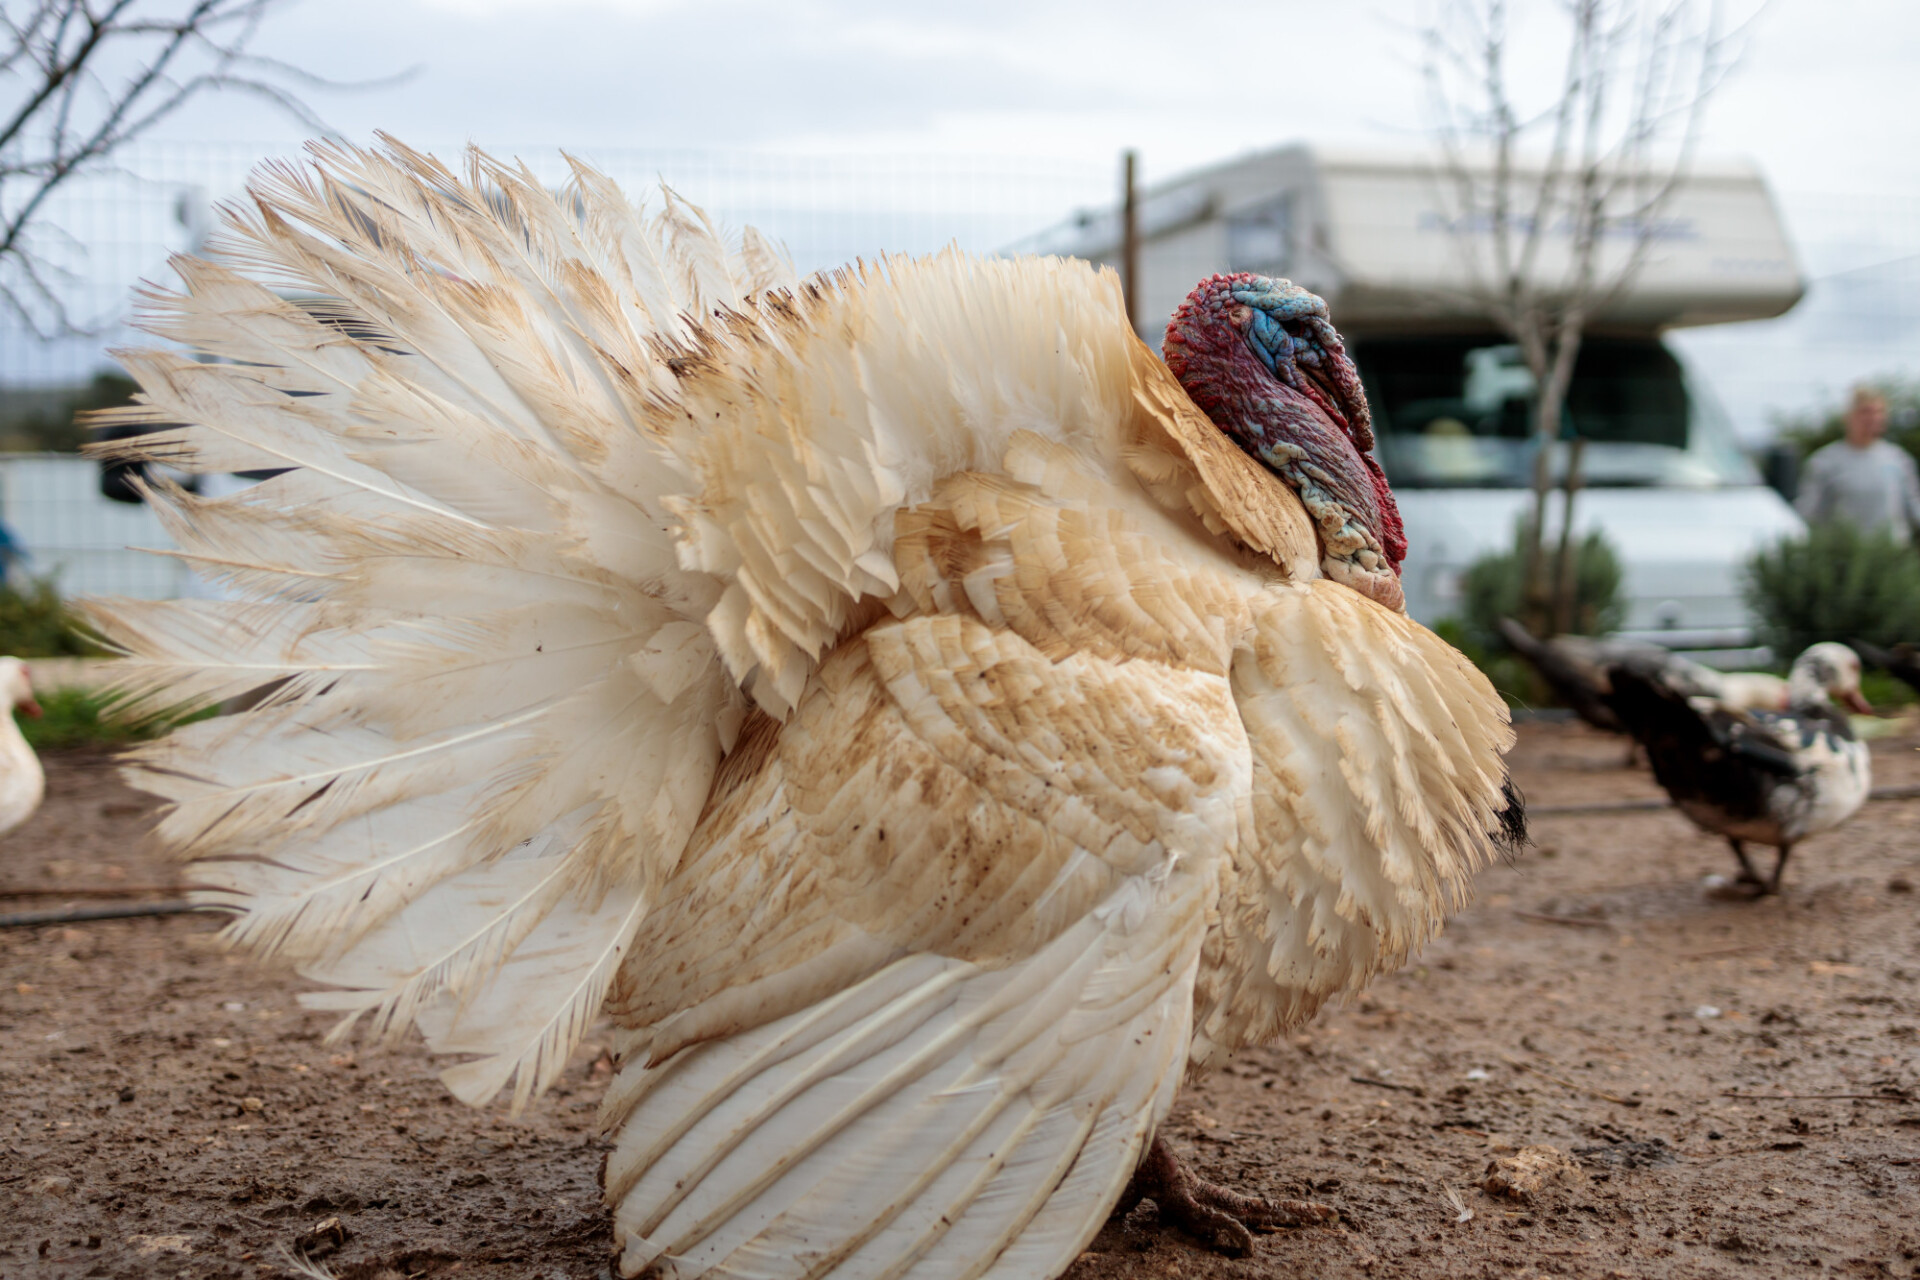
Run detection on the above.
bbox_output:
[1112,1135,1338,1257]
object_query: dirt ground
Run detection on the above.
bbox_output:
[3,720,1918,1280]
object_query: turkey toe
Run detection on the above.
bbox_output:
[1118,1136,1337,1256]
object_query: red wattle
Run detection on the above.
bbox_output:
[1164,273,1408,580]
[1365,456,1407,570]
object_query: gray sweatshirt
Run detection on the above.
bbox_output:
[1795,439,1920,542]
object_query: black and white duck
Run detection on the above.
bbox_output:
[1605,642,1873,895]
[1497,617,1789,753]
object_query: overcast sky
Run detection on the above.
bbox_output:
[46,1,1894,426]
[150,0,1920,201]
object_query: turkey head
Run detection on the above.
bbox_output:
[1163,273,1406,610]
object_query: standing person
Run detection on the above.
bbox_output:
[1796,387,1920,542]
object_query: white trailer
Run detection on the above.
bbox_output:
[1022,144,1807,650]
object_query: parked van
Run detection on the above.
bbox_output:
[1021,144,1807,650]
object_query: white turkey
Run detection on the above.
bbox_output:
[88,139,1523,1278]
[1607,642,1872,895]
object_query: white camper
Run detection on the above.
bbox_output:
[1023,144,1806,650]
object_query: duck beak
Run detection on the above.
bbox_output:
[1841,689,1873,715]
[18,697,41,720]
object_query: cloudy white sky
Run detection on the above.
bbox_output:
[152,0,1920,201]
[2,0,1904,425]
[120,0,1920,430]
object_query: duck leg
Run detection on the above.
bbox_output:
[1112,1135,1338,1257]
[1726,838,1765,887]
[1763,843,1794,895]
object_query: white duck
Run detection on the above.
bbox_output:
[0,656,44,835]
[1607,642,1872,895]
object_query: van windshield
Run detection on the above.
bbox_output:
[1351,335,1756,489]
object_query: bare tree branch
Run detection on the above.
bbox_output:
[0,0,409,339]
[1420,0,1747,634]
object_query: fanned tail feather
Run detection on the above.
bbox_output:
[86,139,796,1106]
[87,137,1147,1123]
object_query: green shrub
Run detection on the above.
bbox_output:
[1457,518,1625,652]
[1743,522,1920,658]
[0,372,138,453]
[0,576,104,657]
[1430,616,1536,709]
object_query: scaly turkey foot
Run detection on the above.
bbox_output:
[1113,1136,1338,1257]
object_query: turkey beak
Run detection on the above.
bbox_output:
[1841,688,1873,715]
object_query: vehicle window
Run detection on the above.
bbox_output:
[1353,335,1755,489]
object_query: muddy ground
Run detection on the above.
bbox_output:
[3,720,1918,1279]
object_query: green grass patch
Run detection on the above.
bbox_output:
[16,686,217,751]
[1861,670,1919,713]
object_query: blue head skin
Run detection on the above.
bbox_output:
[1163,273,1405,604]
[1222,276,1374,451]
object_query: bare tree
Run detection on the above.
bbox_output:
[0,0,381,336]
[1421,0,1743,635]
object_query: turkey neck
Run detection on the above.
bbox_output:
[1162,316,1406,584]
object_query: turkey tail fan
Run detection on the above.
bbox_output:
[83,139,796,1109]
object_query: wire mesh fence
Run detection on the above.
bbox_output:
[0,455,194,599]
[3,141,1920,600]
[7,141,1919,412]
[0,140,1123,599]
[0,140,1120,387]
